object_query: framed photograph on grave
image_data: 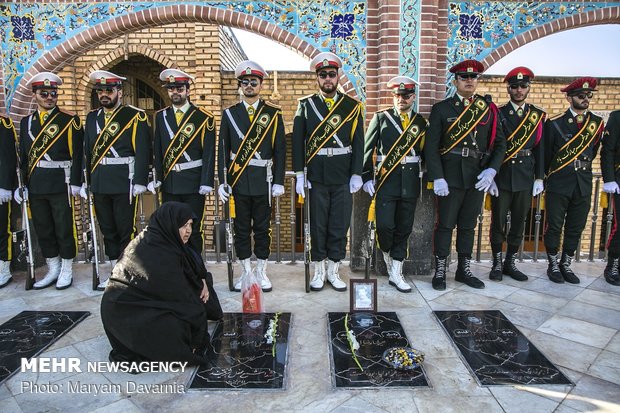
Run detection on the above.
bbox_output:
[350,279,377,313]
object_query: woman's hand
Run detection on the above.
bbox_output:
[200,279,209,303]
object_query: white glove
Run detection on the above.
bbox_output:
[70,185,81,197]
[0,188,11,204]
[272,184,285,197]
[433,179,449,197]
[603,181,620,194]
[147,180,161,194]
[349,174,363,193]
[14,187,28,204]
[488,180,499,197]
[532,179,545,196]
[362,181,375,196]
[295,173,311,197]
[475,168,497,192]
[199,185,213,195]
[79,184,88,200]
[218,184,230,203]
[132,184,147,196]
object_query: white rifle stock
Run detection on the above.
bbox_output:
[15,161,36,290]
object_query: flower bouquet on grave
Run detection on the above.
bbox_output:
[264,312,281,356]
[242,267,264,313]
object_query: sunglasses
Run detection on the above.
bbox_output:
[96,88,117,95]
[240,79,260,87]
[37,90,58,98]
[318,71,338,79]
[394,93,414,100]
[457,73,479,80]
[167,86,187,93]
[573,92,594,100]
[509,82,530,90]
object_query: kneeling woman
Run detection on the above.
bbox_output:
[101,202,222,364]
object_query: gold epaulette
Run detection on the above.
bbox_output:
[0,116,13,129]
[298,93,316,102]
[126,104,145,112]
[196,106,215,118]
[156,107,167,114]
[263,101,282,110]
[548,112,564,122]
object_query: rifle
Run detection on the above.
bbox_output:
[222,167,234,291]
[365,183,377,280]
[303,166,311,293]
[151,166,161,210]
[83,169,101,290]
[15,164,36,290]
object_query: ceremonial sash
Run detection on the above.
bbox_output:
[502,106,544,163]
[162,107,213,178]
[27,112,73,177]
[90,106,140,172]
[375,112,426,194]
[546,114,604,176]
[228,104,279,187]
[305,95,361,162]
[440,96,489,155]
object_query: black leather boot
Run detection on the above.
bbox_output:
[489,252,503,281]
[455,255,485,289]
[559,252,580,284]
[503,251,528,281]
[546,252,563,283]
[604,256,620,286]
[432,256,447,291]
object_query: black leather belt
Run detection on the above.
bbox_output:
[574,159,592,170]
[513,149,532,158]
[447,147,486,159]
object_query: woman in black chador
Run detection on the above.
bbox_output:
[101,202,222,364]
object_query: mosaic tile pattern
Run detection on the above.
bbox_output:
[400,0,422,83]
[0,1,367,109]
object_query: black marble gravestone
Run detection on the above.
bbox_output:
[328,312,428,388]
[189,312,291,390]
[434,310,572,386]
[0,311,90,384]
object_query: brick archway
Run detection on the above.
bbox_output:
[481,7,620,70]
[8,4,350,119]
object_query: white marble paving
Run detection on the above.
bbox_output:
[537,315,616,348]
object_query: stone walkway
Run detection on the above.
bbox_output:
[0,258,619,413]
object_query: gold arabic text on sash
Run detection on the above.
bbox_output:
[91,107,139,172]
[502,106,544,163]
[27,112,72,176]
[440,96,489,155]
[546,114,603,176]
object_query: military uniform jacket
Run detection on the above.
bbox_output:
[153,104,216,195]
[424,94,506,189]
[0,116,17,190]
[362,108,427,198]
[19,107,83,194]
[292,92,364,185]
[496,102,545,192]
[84,105,151,194]
[217,100,286,196]
[544,109,603,197]
[601,110,620,184]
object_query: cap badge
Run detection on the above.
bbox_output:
[322,59,329,67]
[517,72,523,80]
[399,82,405,89]
[245,67,252,75]
[43,79,51,86]
[467,67,473,73]
[583,82,589,89]
[168,75,175,83]
[100,77,107,85]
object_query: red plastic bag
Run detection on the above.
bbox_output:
[242,268,264,313]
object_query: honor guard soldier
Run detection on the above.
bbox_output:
[362,76,428,292]
[544,77,604,284]
[0,115,17,288]
[85,70,151,290]
[488,67,546,282]
[425,59,506,291]
[218,60,286,292]
[150,68,216,254]
[13,73,84,290]
[601,109,620,286]
[292,52,364,292]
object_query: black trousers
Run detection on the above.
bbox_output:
[434,187,484,258]
[376,194,417,261]
[162,193,206,254]
[29,193,77,259]
[544,190,591,254]
[607,193,620,256]
[490,188,532,249]
[309,182,352,262]
[233,193,271,260]
[94,193,137,260]
[0,202,10,261]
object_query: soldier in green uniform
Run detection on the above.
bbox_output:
[13,73,84,290]
[601,109,620,286]
[292,52,364,292]
[84,70,151,290]
[544,77,604,284]
[362,76,428,293]
[424,59,506,291]
[150,68,216,254]
[218,60,286,292]
[0,115,17,288]
[488,67,546,282]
